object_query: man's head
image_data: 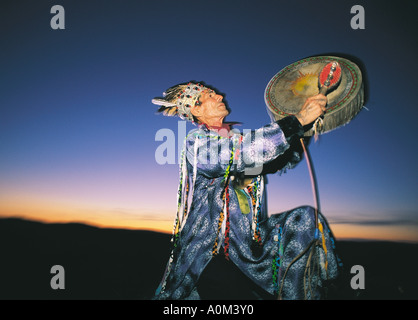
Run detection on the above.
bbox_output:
[191,88,229,126]
[152,81,229,125]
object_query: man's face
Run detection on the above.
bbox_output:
[192,89,229,124]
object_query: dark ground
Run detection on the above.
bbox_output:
[1,217,417,300]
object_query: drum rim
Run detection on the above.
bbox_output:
[264,56,363,117]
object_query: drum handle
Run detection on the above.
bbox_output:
[318,86,328,95]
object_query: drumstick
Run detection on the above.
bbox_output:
[312,61,343,138]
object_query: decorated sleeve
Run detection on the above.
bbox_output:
[275,115,305,145]
[261,115,310,174]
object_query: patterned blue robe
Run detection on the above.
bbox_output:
[154,116,341,300]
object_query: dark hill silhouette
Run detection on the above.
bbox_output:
[0,217,417,300]
[0,217,171,299]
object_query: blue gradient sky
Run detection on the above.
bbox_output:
[1,0,417,242]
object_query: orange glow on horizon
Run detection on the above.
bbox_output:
[0,197,174,234]
[330,223,418,243]
[1,199,417,243]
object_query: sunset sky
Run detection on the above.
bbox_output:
[1,0,417,242]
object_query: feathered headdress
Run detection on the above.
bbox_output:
[152,82,209,122]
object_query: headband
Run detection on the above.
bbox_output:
[152,82,211,122]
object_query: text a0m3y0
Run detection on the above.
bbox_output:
[162,304,254,317]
